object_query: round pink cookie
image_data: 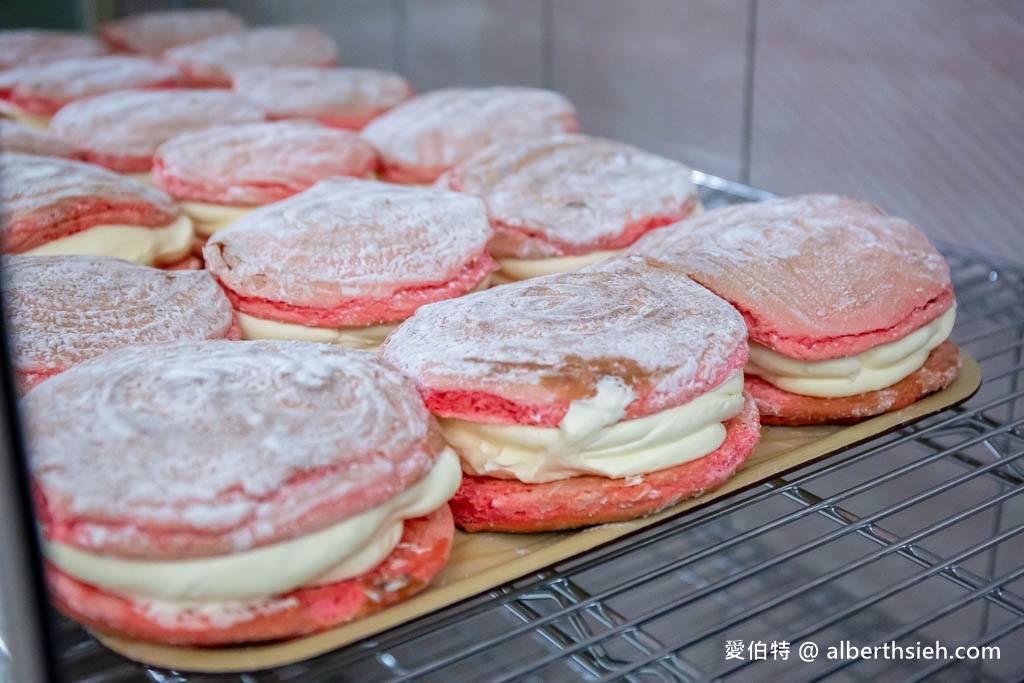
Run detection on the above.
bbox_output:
[381,255,749,426]
[5,255,238,392]
[0,152,179,253]
[49,89,264,172]
[0,56,180,117]
[204,178,496,328]
[362,87,579,184]
[98,9,246,57]
[27,339,448,559]
[232,66,412,130]
[444,134,698,259]
[631,194,955,361]
[0,30,108,71]
[153,121,377,205]
[0,119,83,159]
[165,26,339,88]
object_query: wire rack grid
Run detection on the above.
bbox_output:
[52,175,1024,683]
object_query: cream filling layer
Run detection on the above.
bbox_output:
[494,202,705,283]
[440,371,745,484]
[179,200,253,237]
[0,102,51,130]
[26,213,193,266]
[123,171,153,186]
[237,276,492,348]
[46,448,462,602]
[746,304,957,398]
[238,312,399,349]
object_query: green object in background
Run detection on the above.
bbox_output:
[2,0,118,30]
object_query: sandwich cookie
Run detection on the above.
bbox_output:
[0,55,179,129]
[153,121,377,240]
[231,66,412,130]
[0,29,107,71]
[1,153,196,269]
[0,119,83,159]
[165,26,339,88]
[632,194,959,424]
[26,340,460,645]
[50,89,263,175]
[381,256,760,532]
[5,255,237,391]
[204,178,495,349]
[441,134,700,282]
[362,87,578,184]
[98,9,246,57]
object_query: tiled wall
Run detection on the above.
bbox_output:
[121,0,1024,263]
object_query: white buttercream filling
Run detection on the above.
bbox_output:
[238,312,398,349]
[496,250,620,282]
[25,213,193,266]
[441,372,745,483]
[746,304,957,397]
[494,201,705,283]
[237,276,492,348]
[179,200,252,237]
[46,448,461,602]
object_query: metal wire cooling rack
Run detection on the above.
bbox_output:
[51,176,1024,682]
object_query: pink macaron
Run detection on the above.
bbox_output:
[98,9,246,57]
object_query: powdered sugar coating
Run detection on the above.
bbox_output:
[382,255,749,423]
[631,194,954,361]
[1,152,179,253]
[165,26,339,87]
[0,56,180,115]
[232,66,411,128]
[5,255,235,379]
[362,87,578,181]
[153,121,376,205]
[0,30,108,71]
[26,340,444,558]
[205,178,493,311]
[446,134,696,258]
[98,9,245,57]
[0,119,82,159]
[49,89,264,171]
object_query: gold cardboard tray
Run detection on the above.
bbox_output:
[94,351,981,673]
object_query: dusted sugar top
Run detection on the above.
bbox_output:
[165,26,339,86]
[445,134,697,258]
[50,89,264,169]
[631,194,955,360]
[6,255,234,374]
[205,178,493,307]
[0,153,179,253]
[98,9,246,56]
[362,87,578,177]
[0,30,107,70]
[26,340,445,558]
[153,121,377,205]
[382,255,749,424]
[0,119,82,159]
[232,66,411,124]
[0,56,180,114]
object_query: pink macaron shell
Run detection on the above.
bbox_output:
[363,87,579,184]
[0,30,108,71]
[98,9,246,57]
[0,56,181,116]
[152,121,376,205]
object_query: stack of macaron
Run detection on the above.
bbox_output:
[4,6,966,655]
[203,178,496,348]
[631,194,960,425]
[1,152,197,269]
